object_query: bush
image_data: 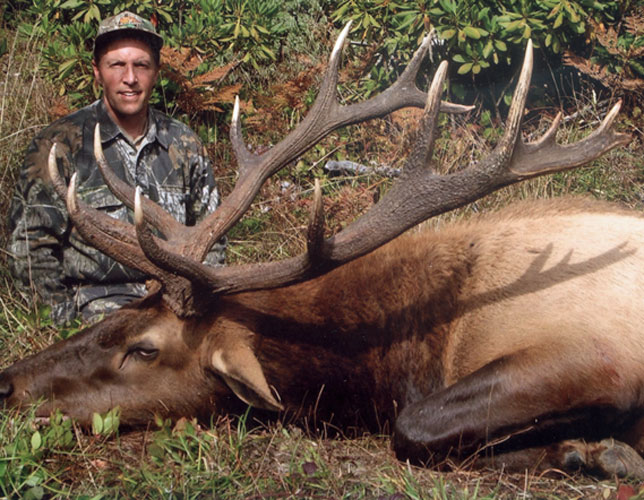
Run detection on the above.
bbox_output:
[330,0,642,107]
[5,0,642,120]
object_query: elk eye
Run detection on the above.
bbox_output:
[128,344,159,362]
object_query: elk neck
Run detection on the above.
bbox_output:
[214,228,479,429]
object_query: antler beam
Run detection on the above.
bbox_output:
[61,27,630,312]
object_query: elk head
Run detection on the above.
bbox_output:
[0,24,629,427]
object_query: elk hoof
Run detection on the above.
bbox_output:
[594,439,644,479]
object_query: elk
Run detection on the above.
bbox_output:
[0,24,639,477]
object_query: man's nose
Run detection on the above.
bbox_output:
[123,65,137,84]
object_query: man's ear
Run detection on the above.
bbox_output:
[209,321,283,412]
[92,59,102,86]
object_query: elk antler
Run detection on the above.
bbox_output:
[60,28,630,316]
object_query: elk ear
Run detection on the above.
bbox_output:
[210,334,283,412]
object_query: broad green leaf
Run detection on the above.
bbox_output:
[463,26,481,39]
[505,20,523,32]
[440,29,456,40]
[494,39,507,51]
[457,62,473,74]
[31,431,42,451]
[60,0,83,8]
[92,412,104,435]
[255,24,270,35]
[523,25,531,39]
[482,41,493,58]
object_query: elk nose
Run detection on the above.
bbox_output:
[0,374,14,400]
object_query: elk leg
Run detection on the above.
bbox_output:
[470,438,644,478]
[393,349,644,477]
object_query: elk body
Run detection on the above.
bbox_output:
[1,26,639,477]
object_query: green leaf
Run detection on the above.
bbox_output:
[523,24,531,39]
[505,20,523,32]
[92,412,104,435]
[630,59,644,78]
[24,486,44,500]
[494,39,507,51]
[88,4,101,22]
[463,26,481,39]
[255,24,270,35]
[553,12,563,29]
[457,62,473,74]
[452,54,466,63]
[31,431,42,451]
[438,0,456,15]
[482,41,493,59]
[60,0,83,8]
[440,29,456,40]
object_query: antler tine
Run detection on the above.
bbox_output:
[508,100,629,175]
[64,173,161,276]
[306,179,325,261]
[47,144,69,200]
[49,144,138,249]
[494,39,534,162]
[93,125,185,238]
[183,22,474,262]
[405,60,449,174]
[133,186,228,289]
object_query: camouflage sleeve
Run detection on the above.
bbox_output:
[7,130,77,323]
[186,139,226,267]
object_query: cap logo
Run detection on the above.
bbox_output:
[118,15,140,28]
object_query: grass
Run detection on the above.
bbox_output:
[1,24,644,499]
[0,411,635,498]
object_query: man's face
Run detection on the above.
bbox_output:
[92,38,159,127]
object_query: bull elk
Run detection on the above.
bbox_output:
[0,24,639,477]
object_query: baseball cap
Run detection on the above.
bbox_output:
[94,11,163,55]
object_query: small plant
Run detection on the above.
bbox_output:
[91,407,121,437]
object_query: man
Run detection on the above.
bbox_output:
[7,12,225,324]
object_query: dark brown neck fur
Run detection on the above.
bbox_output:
[222,229,478,431]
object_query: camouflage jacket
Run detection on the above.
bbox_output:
[8,99,225,324]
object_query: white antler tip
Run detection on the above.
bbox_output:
[232,96,240,124]
[607,100,622,121]
[331,21,352,61]
[134,186,143,225]
[94,123,104,160]
[524,39,533,65]
[48,143,58,178]
[67,173,78,211]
